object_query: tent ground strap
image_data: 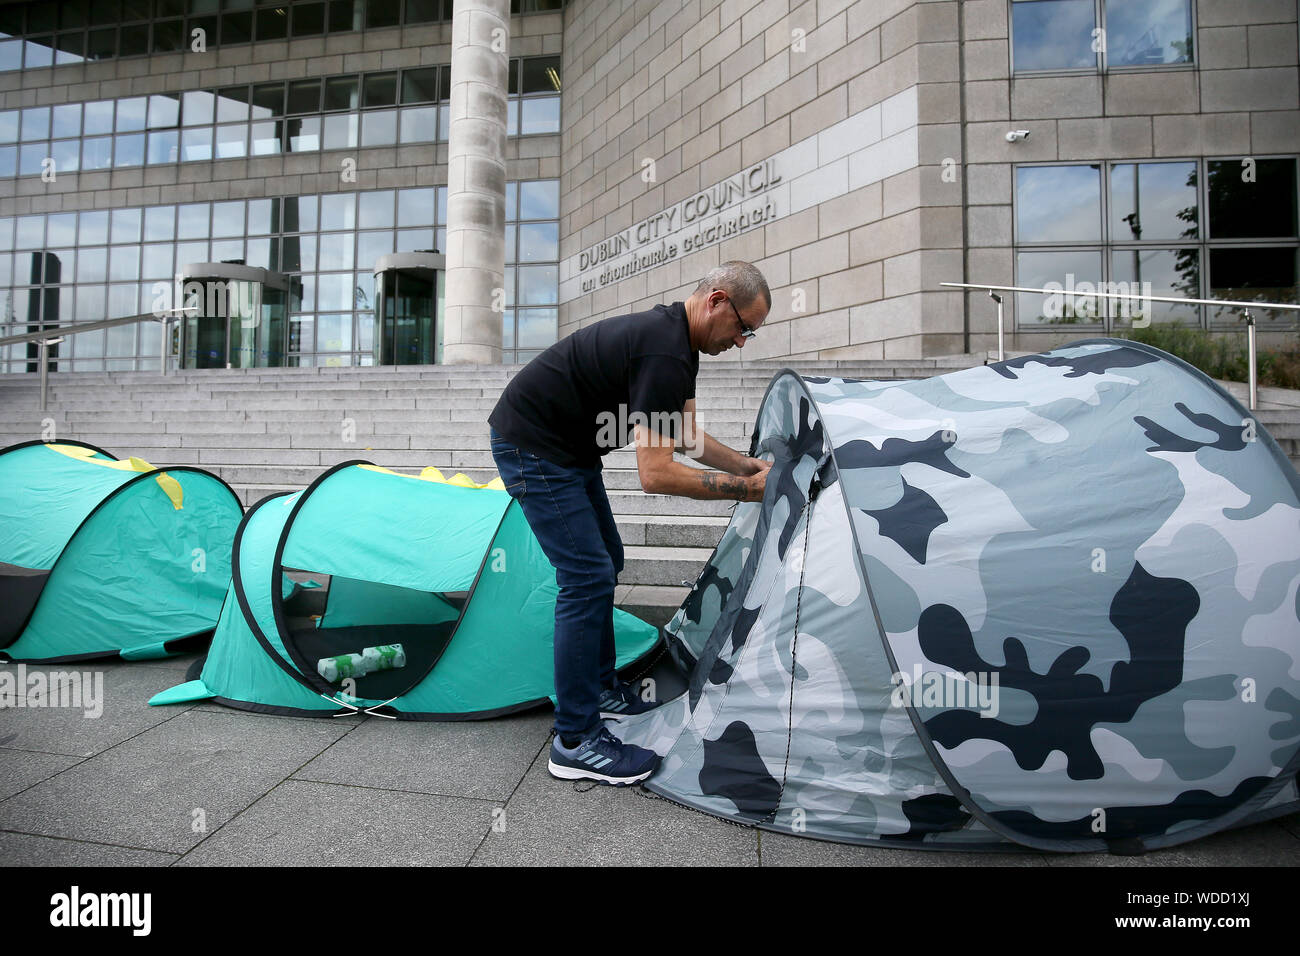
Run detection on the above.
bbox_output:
[363,696,403,718]
[319,692,362,716]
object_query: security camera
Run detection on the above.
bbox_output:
[1005,129,1031,142]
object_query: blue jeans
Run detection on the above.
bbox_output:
[489,428,621,739]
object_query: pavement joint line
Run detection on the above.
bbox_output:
[0,752,95,805]
[284,774,511,806]
[0,743,94,759]
[172,713,373,865]
[0,696,206,785]
[0,827,183,860]
[466,726,556,866]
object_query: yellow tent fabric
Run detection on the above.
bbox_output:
[357,463,505,491]
[44,444,184,509]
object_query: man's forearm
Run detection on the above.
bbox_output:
[646,459,762,501]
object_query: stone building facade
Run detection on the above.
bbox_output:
[1,0,1296,370]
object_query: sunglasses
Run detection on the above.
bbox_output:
[714,289,757,339]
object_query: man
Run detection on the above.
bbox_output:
[488,260,773,785]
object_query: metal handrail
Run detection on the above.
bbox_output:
[0,307,196,411]
[941,281,1300,411]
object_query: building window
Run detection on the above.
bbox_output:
[1010,0,1194,73]
[508,55,561,136]
[2,58,558,178]
[1013,158,1298,329]
[0,1,566,71]
[1,181,561,372]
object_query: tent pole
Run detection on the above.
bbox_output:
[988,290,1004,362]
[39,338,48,412]
[1245,309,1257,412]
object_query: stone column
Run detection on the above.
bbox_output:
[442,0,509,365]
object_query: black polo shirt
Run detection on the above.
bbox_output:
[488,301,699,468]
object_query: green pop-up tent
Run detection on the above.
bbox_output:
[0,440,243,662]
[151,459,661,718]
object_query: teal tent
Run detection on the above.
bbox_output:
[151,460,661,718]
[0,440,243,662]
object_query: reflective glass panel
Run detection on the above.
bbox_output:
[145,206,176,242]
[111,208,142,245]
[82,136,113,170]
[51,104,82,139]
[287,116,320,151]
[318,232,354,271]
[399,105,436,143]
[114,133,146,166]
[518,180,559,220]
[1016,164,1102,242]
[182,91,215,126]
[212,201,245,237]
[215,123,247,158]
[84,100,115,135]
[79,211,110,245]
[518,222,558,262]
[147,130,179,164]
[1015,249,1104,324]
[360,109,396,146]
[397,188,435,228]
[1105,0,1193,67]
[517,265,557,304]
[1011,0,1096,71]
[1109,247,1200,326]
[177,203,210,239]
[320,193,356,231]
[322,113,357,149]
[1208,158,1298,239]
[359,190,395,229]
[116,97,148,132]
[181,126,213,161]
[1110,162,1198,242]
[520,96,559,135]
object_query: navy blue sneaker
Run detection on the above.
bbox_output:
[548,726,660,785]
[597,680,662,720]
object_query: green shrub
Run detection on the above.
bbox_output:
[1118,324,1300,390]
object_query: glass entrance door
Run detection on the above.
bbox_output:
[179,271,288,369]
[375,269,442,365]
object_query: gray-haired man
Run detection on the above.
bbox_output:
[489,261,773,784]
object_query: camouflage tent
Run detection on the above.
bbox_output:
[615,339,1300,852]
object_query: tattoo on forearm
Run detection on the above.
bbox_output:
[700,472,749,500]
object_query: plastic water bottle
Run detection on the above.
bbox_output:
[363,643,406,672]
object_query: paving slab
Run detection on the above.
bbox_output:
[0,710,356,855]
[1040,818,1300,866]
[292,709,554,801]
[0,660,185,757]
[1281,814,1300,840]
[175,779,493,866]
[469,749,760,866]
[0,832,180,867]
[0,748,85,801]
[758,829,1053,866]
